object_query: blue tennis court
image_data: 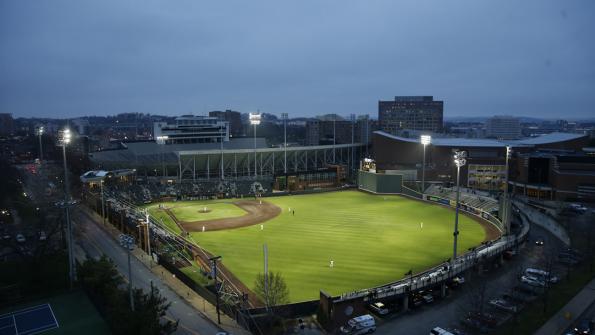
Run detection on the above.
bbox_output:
[0,304,59,335]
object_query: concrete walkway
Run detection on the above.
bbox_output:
[534,277,595,335]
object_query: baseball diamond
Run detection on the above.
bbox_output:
[144,190,498,302]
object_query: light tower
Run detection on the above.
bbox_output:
[249,113,261,178]
[282,113,288,190]
[36,126,44,162]
[58,127,76,288]
[503,146,512,234]
[452,150,467,260]
[420,135,432,193]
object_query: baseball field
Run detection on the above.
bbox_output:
[145,190,495,302]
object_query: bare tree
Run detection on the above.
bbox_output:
[254,271,290,308]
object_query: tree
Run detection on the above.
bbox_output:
[110,283,178,335]
[78,256,178,335]
[254,271,290,307]
[78,256,124,301]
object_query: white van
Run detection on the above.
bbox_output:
[525,268,558,283]
[430,327,455,335]
[340,314,376,334]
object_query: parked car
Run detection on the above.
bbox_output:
[38,231,47,241]
[521,275,546,287]
[422,292,435,304]
[368,302,389,316]
[535,239,545,246]
[15,234,26,243]
[573,318,592,334]
[525,268,559,284]
[489,298,518,313]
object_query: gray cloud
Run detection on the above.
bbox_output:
[1,0,594,119]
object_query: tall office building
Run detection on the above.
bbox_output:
[209,110,243,137]
[378,96,443,134]
[485,115,521,140]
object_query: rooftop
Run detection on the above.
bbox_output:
[375,131,587,148]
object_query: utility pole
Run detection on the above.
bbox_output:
[209,255,222,324]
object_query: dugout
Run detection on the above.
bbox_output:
[358,170,403,194]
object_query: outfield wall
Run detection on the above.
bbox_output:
[358,170,403,193]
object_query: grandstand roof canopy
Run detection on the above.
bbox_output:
[375,131,587,148]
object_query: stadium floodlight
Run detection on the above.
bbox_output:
[282,113,288,189]
[36,126,44,162]
[249,112,261,178]
[420,135,431,193]
[503,146,513,234]
[452,150,467,260]
[156,135,169,144]
[58,127,76,289]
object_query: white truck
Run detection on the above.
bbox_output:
[340,314,376,334]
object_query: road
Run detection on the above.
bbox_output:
[73,208,222,335]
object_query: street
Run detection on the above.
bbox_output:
[73,208,222,335]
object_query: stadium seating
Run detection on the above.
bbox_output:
[104,178,274,205]
[425,184,499,214]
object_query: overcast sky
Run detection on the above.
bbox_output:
[1,0,594,119]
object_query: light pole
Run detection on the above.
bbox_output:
[156,136,168,178]
[120,234,135,311]
[504,146,512,234]
[145,210,152,265]
[209,255,222,324]
[282,113,288,190]
[351,114,355,180]
[100,179,106,225]
[58,127,76,288]
[332,115,336,164]
[249,113,261,179]
[420,135,431,193]
[36,126,44,162]
[220,123,225,180]
[453,150,467,260]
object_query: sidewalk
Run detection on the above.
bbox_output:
[80,207,251,335]
[534,277,595,335]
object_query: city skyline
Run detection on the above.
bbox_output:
[1,0,594,119]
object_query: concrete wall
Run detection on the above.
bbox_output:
[358,171,403,194]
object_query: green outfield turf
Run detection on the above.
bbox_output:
[154,190,489,302]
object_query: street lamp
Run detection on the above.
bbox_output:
[249,113,261,179]
[452,150,467,260]
[282,113,288,190]
[420,135,432,193]
[100,179,106,225]
[36,126,44,162]
[58,127,76,288]
[120,234,136,311]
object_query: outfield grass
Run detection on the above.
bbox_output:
[156,190,487,302]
